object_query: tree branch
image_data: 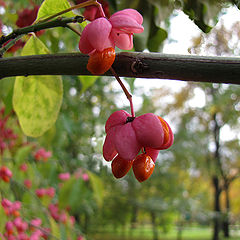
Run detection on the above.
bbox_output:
[0,52,240,84]
[0,16,84,47]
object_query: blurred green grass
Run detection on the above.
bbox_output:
[90,226,240,240]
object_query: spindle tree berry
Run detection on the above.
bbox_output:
[111,155,133,179]
[132,153,155,182]
[76,0,110,21]
[87,47,115,75]
[79,9,144,74]
[103,110,174,182]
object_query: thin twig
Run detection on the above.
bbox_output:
[66,24,82,36]
[0,16,84,53]
[0,35,24,57]
[38,0,97,22]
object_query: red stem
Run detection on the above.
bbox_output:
[110,67,135,117]
[95,1,106,18]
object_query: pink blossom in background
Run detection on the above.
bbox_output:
[69,216,75,225]
[48,203,76,225]
[59,212,67,224]
[30,218,42,228]
[46,187,55,198]
[35,187,55,198]
[13,217,28,232]
[74,168,83,179]
[1,198,12,208]
[58,172,70,181]
[0,166,13,182]
[79,9,144,54]
[74,168,89,181]
[0,0,6,7]
[82,173,89,182]
[48,203,60,221]
[77,236,85,240]
[5,221,14,235]
[18,232,29,240]
[1,198,21,217]
[19,163,28,172]
[12,201,21,212]
[35,188,46,198]
[24,179,32,189]
[29,229,44,240]
[34,148,52,161]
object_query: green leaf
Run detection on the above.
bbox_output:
[78,75,99,94]
[68,178,83,210]
[13,36,63,137]
[50,217,61,239]
[36,0,75,21]
[87,171,104,207]
[15,145,33,164]
[59,177,86,212]
[0,77,15,115]
[148,0,175,25]
[147,27,168,52]
[37,124,56,148]
[133,2,152,51]
[0,202,7,233]
[58,178,74,209]
[182,0,221,33]
[10,180,26,199]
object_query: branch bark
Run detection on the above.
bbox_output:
[0,52,240,84]
[0,16,84,46]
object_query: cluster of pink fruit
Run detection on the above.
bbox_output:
[33,148,52,162]
[1,199,85,240]
[48,203,75,225]
[35,187,55,198]
[0,108,15,184]
[1,168,86,240]
[0,166,12,182]
[0,107,86,239]
[0,108,18,155]
[1,198,49,240]
[103,111,174,182]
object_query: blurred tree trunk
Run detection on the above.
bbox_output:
[150,211,158,240]
[130,205,138,229]
[176,221,183,240]
[222,182,230,238]
[212,176,222,240]
[212,112,222,240]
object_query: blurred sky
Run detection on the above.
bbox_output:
[134,5,240,106]
[113,6,240,140]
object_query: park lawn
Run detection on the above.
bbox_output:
[91,225,240,240]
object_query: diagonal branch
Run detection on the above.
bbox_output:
[0,52,240,85]
[0,16,84,49]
